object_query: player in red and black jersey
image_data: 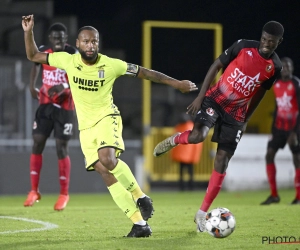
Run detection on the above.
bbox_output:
[261,57,300,205]
[24,23,77,211]
[153,21,284,231]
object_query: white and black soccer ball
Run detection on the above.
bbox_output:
[205,207,236,238]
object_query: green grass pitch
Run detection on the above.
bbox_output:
[0,189,299,250]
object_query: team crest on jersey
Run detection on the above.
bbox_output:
[265,64,272,72]
[98,69,105,78]
[206,107,214,116]
[33,121,37,130]
[288,83,293,90]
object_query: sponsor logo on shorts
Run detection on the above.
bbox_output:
[206,107,215,116]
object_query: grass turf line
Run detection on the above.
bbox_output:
[0,189,299,250]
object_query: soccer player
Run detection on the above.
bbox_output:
[23,23,77,211]
[153,21,284,232]
[22,14,197,237]
[261,57,300,205]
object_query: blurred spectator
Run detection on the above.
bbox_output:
[171,113,203,190]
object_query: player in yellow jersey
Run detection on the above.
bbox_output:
[22,14,198,237]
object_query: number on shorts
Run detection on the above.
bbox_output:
[235,130,242,143]
[63,123,73,135]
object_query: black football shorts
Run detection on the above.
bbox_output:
[194,97,244,155]
[32,104,74,140]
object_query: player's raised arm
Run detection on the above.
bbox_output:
[137,66,198,93]
[22,15,48,64]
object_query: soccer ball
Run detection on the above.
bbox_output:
[205,207,236,238]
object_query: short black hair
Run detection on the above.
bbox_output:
[48,23,68,34]
[77,26,98,37]
[262,21,284,37]
[281,57,294,67]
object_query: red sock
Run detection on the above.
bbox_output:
[29,154,42,191]
[295,168,300,200]
[200,170,226,212]
[58,156,71,195]
[174,130,191,144]
[266,163,278,197]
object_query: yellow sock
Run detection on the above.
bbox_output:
[131,186,145,201]
[107,181,138,219]
[109,159,145,200]
[130,211,144,224]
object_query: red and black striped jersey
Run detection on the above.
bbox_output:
[37,44,77,110]
[272,76,300,131]
[206,39,282,122]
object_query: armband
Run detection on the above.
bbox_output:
[62,83,69,89]
[125,63,140,77]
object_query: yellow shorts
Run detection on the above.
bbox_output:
[79,115,125,171]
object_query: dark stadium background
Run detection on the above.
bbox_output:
[53,0,300,81]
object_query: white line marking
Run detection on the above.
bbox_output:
[0,216,59,234]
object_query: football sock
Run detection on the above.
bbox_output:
[109,159,144,199]
[294,168,300,200]
[58,156,71,195]
[29,154,42,191]
[130,211,146,225]
[107,182,138,219]
[174,130,191,144]
[200,170,226,212]
[266,163,278,197]
[131,187,146,202]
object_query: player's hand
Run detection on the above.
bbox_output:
[22,15,34,32]
[186,96,202,116]
[48,84,64,98]
[178,80,198,93]
[29,87,39,99]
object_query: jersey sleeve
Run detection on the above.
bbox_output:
[48,52,71,70]
[219,39,246,68]
[109,57,127,77]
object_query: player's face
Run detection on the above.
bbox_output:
[49,31,67,52]
[281,60,293,80]
[76,30,99,63]
[258,31,282,59]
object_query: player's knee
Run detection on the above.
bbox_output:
[188,131,205,144]
[98,156,117,171]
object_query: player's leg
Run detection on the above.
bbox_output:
[80,117,152,237]
[94,160,152,237]
[99,115,154,221]
[195,149,231,232]
[24,105,53,207]
[194,114,241,232]
[100,147,154,221]
[153,97,215,157]
[261,128,284,205]
[288,132,300,204]
[53,108,74,211]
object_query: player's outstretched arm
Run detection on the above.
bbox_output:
[187,58,223,115]
[137,66,198,93]
[22,14,47,64]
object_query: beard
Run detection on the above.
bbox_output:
[77,47,98,62]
